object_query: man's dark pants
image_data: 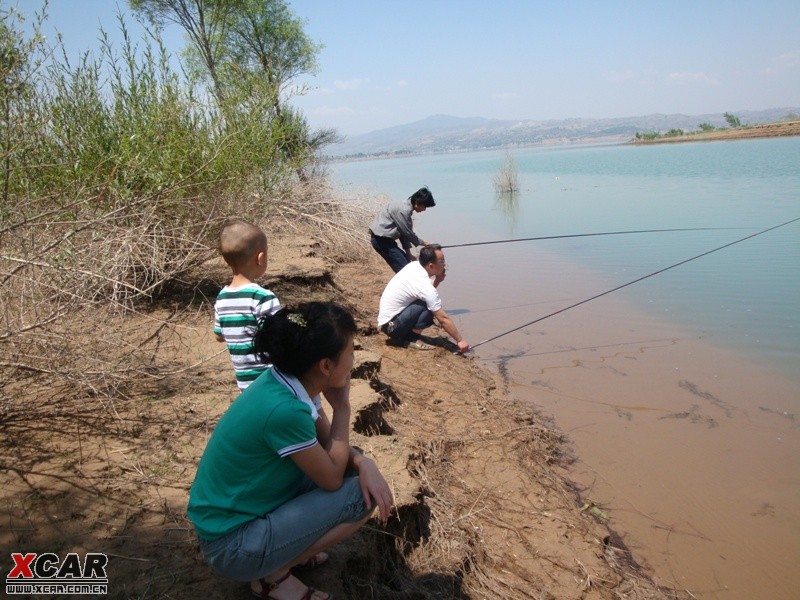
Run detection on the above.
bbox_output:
[381,300,434,341]
[370,232,410,274]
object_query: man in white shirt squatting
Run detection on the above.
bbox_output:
[377,244,470,353]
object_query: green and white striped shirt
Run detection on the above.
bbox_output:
[214,283,281,390]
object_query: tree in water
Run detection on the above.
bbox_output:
[493,150,519,195]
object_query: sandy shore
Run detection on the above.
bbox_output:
[248,237,691,598]
[629,120,800,144]
[0,233,688,599]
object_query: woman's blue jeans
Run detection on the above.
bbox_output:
[199,475,370,582]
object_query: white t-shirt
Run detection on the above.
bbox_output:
[377,261,442,326]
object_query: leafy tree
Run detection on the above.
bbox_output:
[207,0,331,170]
[1,2,47,204]
[220,0,321,115]
[128,0,233,104]
[128,0,334,175]
[129,0,319,114]
[723,112,741,128]
[698,122,716,132]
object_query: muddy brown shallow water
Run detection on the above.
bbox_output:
[448,246,800,600]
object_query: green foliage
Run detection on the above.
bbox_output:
[129,0,230,104]
[219,0,321,94]
[698,122,716,132]
[634,131,660,141]
[0,1,369,422]
[1,3,48,204]
[665,128,684,138]
[0,4,315,315]
[723,112,742,128]
[0,6,313,207]
[128,0,333,175]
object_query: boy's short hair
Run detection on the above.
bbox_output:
[409,186,436,208]
[219,220,267,269]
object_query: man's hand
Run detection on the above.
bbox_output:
[457,339,470,353]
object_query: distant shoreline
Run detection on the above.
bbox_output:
[328,120,800,162]
[629,120,800,144]
[327,137,627,163]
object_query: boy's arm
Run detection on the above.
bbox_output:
[213,307,225,342]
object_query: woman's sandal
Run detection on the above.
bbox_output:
[294,551,329,570]
[254,572,332,600]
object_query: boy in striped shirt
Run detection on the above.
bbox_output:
[214,221,281,390]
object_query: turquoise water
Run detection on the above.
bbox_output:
[332,138,800,382]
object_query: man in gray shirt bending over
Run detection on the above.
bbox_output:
[369,187,436,273]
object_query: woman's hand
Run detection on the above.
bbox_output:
[355,456,394,523]
[322,374,351,413]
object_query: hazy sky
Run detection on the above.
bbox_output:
[19,0,800,136]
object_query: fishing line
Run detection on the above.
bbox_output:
[441,227,750,250]
[470,216,800,350]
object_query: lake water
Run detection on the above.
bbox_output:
[331,138,800,599]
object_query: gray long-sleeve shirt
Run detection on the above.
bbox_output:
[369,199,421,250]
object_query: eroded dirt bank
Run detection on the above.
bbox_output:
[0,234,686,599]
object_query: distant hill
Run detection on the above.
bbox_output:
[327,108,800,157]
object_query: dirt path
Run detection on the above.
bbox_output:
[0,235,686,599]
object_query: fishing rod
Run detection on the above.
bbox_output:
[470,216,800,350]
[441,227,750,250]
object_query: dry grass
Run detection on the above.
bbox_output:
[264,177,382,262]
[0,176,382,410]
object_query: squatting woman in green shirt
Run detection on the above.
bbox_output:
[188,302,394,600]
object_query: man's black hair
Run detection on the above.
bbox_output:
[409,186,435,208]
[419,244,442,267]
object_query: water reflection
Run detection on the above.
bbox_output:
[493,190,521,233]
